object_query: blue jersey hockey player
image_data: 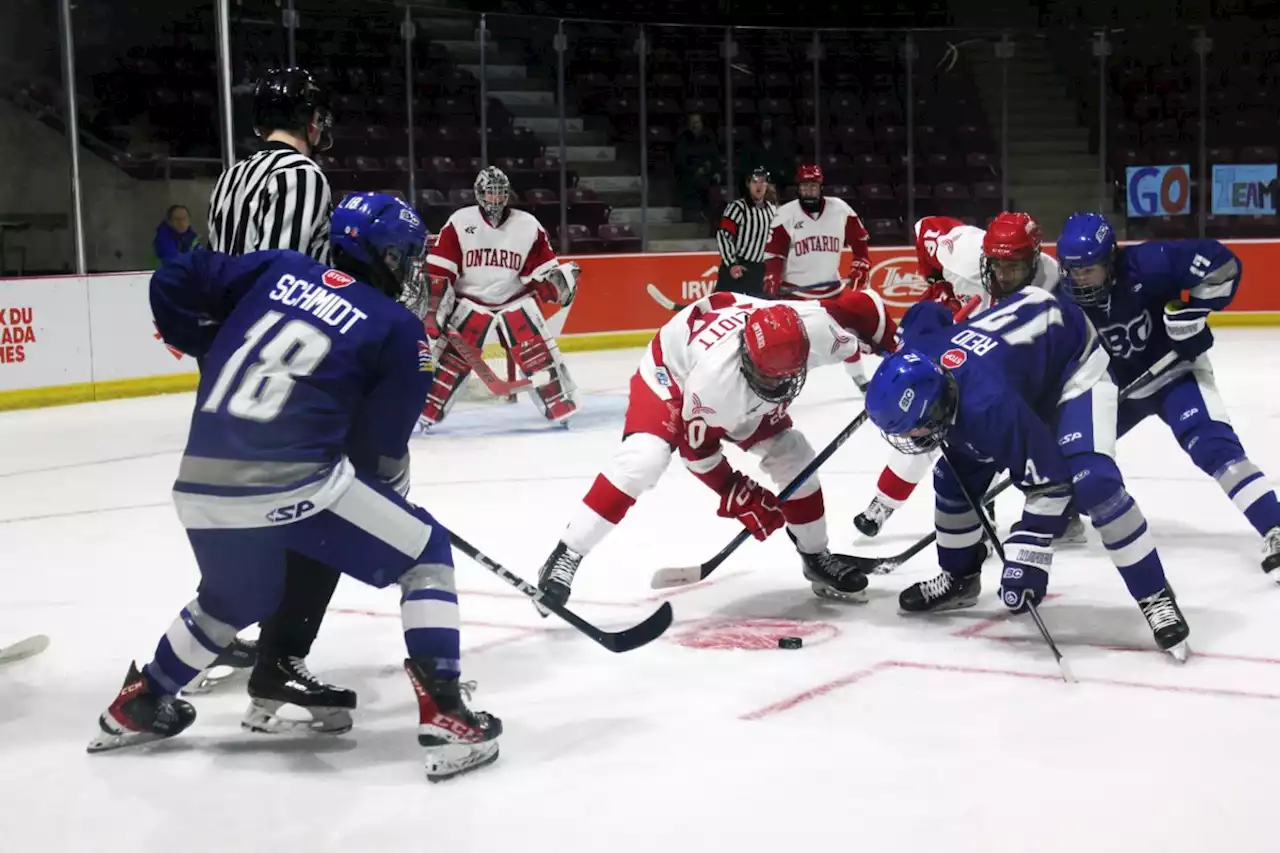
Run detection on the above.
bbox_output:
[865,267,1191,658]
[87,192,503,782]
[1056,213,1280,577]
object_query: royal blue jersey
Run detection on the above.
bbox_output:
[1079,239,1241,389]
[905,287,1109,488]
[151,248,432,510]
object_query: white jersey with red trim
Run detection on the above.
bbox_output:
[764,197,871,299]
[636,290,889,438]
[426,205,560,307]
[927,221,1062,311]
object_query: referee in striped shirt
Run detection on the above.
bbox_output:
[201,67,356,722]
[714,167,777,297]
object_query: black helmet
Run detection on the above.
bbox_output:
[252,67,333,152]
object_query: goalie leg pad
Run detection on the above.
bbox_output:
[421,303,496,425]
[500,298,577,422]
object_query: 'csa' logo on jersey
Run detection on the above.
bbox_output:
[1098,310,1153,359]
[265,500,316,523]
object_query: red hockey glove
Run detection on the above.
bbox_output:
[848,257,871,290]
[920,275,961,312]
[717,472,785,541]
[763,272,782,298]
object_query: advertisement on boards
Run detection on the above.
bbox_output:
[1126,164,1192,217]
[1211,163,1278,215]
[0,276,93,391]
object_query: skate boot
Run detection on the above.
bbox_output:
[87,662,196,753]
[405,659,502,782]
[1138,586,1190,662]
[854,496,896,538]
[535,541,583,616]
[1262,527,1280,578]
[1055,513,1087,546]
[801,550,870,602]
[899,570,982,613]
[183,636,257,695]
[241,656,357,734]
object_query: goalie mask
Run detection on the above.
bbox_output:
[740,305,810,405]
[475,166,511,224]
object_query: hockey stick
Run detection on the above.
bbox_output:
[445,329,533,398]
[650,409,871,589]
[847,350,1182,575]
[449,531,673,653]
[648,296,984,589]
[646,283,688,312]
[937,448,1076,683]
[0,634,49,666]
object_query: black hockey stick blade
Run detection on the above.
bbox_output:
[651,410,870,589]
[450,532,673,653]
[646,283,689,312]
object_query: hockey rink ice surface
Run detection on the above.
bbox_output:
[4,331,1280,853]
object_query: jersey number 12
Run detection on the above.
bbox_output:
[201,310,332,422]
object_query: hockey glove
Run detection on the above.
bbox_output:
[423,275,455,340]
[763,272,784,298]
[717,472,785,541]
[997,528,1052,614]
[1163,301,1213,362]
[848,256,872,290]
[532,262,580,307]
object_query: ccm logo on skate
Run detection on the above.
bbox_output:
[940,348,967,369]
[432,713,481,741]
[265,500,316,523]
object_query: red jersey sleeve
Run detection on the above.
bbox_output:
[821,288,898,354]
[913,216,965,279]
[764,221,790,281]
[426,221,463,284]
[519,225,560,282]
[844,210,871,286]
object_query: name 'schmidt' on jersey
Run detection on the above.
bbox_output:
[267,271,369,335]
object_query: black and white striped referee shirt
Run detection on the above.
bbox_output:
[716,197,776,266]
[207,141,332,262]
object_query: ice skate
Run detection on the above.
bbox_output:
[1262,527,1280,578]
[536,540,583,616]
[182,636,257,695]
[1056,513,1087,546]
[241,656,356,734]
[802,550,870,602]
[405,659,502,782]
[1138,586,1190,662]
[854,496,895,538]
[899,570,982,613]
[87,662,196,753]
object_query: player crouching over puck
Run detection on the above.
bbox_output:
[87,194,501,780]
[536,289,899,606]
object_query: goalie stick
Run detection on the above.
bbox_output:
[446,329,532,398]
[648,295,983,590]
[843,349,1182,576]
[449,531,673,653]
[0,634,49,666]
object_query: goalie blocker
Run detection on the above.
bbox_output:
[420,263,579,426]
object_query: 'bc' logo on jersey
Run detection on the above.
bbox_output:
[1098,310,1153,359]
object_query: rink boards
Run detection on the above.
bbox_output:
[1,238,1277,411]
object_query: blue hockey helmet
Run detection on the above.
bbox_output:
[1057,212,1117,307]
[331,192,428,300]
[865,349,958,454]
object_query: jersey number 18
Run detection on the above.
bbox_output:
[201,311,331,422]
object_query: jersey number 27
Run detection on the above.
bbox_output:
[201,310,331,422]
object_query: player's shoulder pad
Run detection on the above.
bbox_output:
[503,207,542,228]
[827,196,856,215]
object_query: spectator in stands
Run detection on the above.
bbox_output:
[674,112,722,224]
[151,204,200,267]
[736,118,794,192]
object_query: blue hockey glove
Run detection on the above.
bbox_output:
[998,529,1052,613]
[1163,301,1213,362]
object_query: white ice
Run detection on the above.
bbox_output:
[3,331,1280,853]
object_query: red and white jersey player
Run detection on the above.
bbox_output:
[535,288,899,607]
[419,166,581,427]
[764,163,875,391]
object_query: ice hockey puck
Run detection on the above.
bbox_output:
[777,636,803,650]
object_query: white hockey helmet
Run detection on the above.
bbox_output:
[474,166,511,223]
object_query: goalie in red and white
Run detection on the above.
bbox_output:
[852,212,1082,543]
[535,287,899,607]
[763,163,875,392]
[418,166,580,427]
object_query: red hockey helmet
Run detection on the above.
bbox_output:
[981,211,1042,299]
[796,163,824,185]
[740,305,810,404]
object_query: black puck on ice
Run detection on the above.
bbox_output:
[777,636,803,649]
